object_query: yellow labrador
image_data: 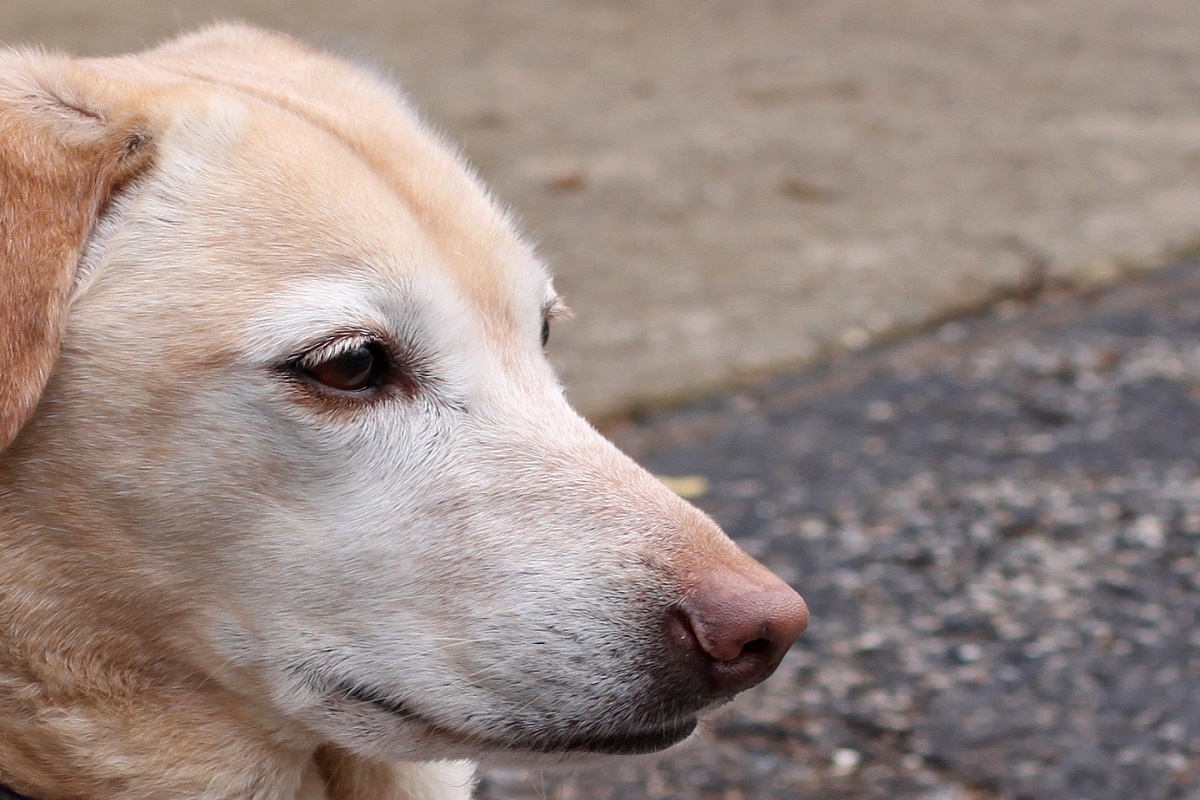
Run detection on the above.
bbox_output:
[0,25,807,800]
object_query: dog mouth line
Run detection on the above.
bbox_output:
[333,680,698,755]
[337,680,422,720]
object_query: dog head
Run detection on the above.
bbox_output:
[0,25,806,766]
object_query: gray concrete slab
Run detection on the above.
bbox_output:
[6,1,1200,416]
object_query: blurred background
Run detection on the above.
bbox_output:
[7,1,1200,417]
[7,3,1200,799]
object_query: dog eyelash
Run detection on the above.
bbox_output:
[544,298,572,320]
[294,333,378,373]
[541,298,572,348]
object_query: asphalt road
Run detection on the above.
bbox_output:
[479,259,1200,800]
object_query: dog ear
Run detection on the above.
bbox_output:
[0,53,154,452]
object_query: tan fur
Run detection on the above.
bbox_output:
[316,748,475,800]
[0,31,478,799]
[0,25,803,800]
[0,55,152,450]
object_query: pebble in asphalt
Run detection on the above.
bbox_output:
[479,260,1200,800]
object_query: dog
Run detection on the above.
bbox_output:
[0,25,808,800]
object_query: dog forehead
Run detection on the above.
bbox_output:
[96,31,552,341]
[234,91,546,328]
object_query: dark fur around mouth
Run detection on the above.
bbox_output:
[335,678,697,756]
[335,680,421,720]
[541,717,698,755]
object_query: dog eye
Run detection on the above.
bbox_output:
[303,344,385,392]
[541,318,551,348]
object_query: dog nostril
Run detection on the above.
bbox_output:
[741,638,773,657]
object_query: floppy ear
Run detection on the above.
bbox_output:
[0,52,154,452]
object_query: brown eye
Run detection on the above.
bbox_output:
[303,344,383,392]
[541,318,551,348]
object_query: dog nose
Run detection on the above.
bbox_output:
[674,566,808,697]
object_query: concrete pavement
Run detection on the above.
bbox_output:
[5,1,1200,416]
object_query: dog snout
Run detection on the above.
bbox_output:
[671,565,808,698]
